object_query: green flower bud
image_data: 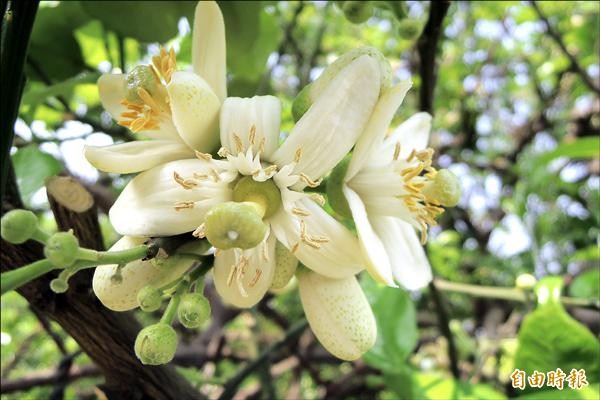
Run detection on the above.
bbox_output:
[137,285,163,312]
[384,1,407,20]
[232,176,281,219]
[177,293,211,329]
[422,169,461,207]
[44,231,80,268]
[125,65,159,102]
[342,1,373,24]
[516,273,537,290]
[326,155,352,218]
[271,241,298,290]
[398,19,422,40]
[1,209,39,244]
[204,202,267,250]
[134,323,178,365]
[50,278,68,293]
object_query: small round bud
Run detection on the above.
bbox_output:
[422,169,461,207]
[326,156,352,218]
[398,19,421,40]
[50,278,68,293]
[44,232,80,268]
[232,176,281,218]
[137,286,163,312]
[177,293,211,329]
[125,65,159,102]
[516,273,537,290]
[342,1,373,24]
[1,209,39,244]
[204,202,267,250]
[134,323,178,365]
[271,241,299,290]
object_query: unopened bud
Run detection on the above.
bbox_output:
[134,323,178,365]
[44,231,80,268]
[204,202,267,250]
[516,273,537,290]
[177,293,211,329]
[50,278,68,293]
[137,286,163,312]
[342,1,373,24]
[1,209,39,244]
[398,19,421,40]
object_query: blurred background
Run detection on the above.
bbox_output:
[1,1,599,399]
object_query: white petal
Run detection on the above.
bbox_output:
[98,74,127,120]
[343,186,396,287]
[272,56,381,185]
[345,81,412,181]
[213,233,276,308]
[109,159,232,236]
[84,140,193,174]
[192,0,227,102]
[298,269,377,361]
[371,216,432,290]
[167,71,221,152]
[92,236,193,311]
[220,96,281,160]
[374,112,432,166]
[270,198,364,278]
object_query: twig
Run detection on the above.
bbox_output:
[428,280,461,379]
[0,364,100,394]
[0,331,40,379]
[529,1,600,94]
[218,319,308,400]
[30,307,68,355]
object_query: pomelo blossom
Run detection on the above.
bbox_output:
[104,54,386,309]
[84,1,226,174]
[330,82,460,289]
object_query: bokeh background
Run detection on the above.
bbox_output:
[1,1,599,399]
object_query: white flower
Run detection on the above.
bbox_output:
[337,82,460,289]
[107,55,383,308]
[84,1,226,174]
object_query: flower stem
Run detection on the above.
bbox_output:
[1,259,55,296]
[160,278,190,325]
[77,245,155,264]
[434,279,600,310]
[31,228,50,244]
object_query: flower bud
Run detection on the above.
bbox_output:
[204,202,267,250]
[50,278,68,293]
[342,1,373,24]
[134,323,178,365]
[398,19,421,40]
[271,241,298,290]
[422,169,461,207]
[125,65,159,102]
[44,231,80,268]
[137,285,163,312]
[177,293,211,329]
[516,273,537,290]
[1,209,39,244]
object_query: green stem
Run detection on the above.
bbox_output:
[1,259,55,296]
[31,228,50,244]
[434,279,600,310]
[160,278,190,324]
[77,245,154,264]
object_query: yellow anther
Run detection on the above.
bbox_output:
[292,207,310,217]
[262,241,270,262]
[309,193,326,206]
[152,47,177,83]
[406,149,417,162]
[401,164,425,181]
[249,125,256,144]
[217,147,231,157]
[195,150,213,161]
[174,201,195,210]
[192,223,206,238]
[248,269,262,288]
[173,171,196,189]
[300,173,322,188]
[393,142,401,161]
[290,242,300,254]
[419,221,428,244]
[258,137,266,153]
[233,134,243,153]
[263,165,278,176]
[294,148,303,163]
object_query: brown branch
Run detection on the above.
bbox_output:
[0,331,40,379]
[529,1,600,94]
[0,364,101,394]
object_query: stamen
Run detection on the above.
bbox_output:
[294,148,303,163]
[192,223,206,238]
[406,149,417,162]
[300,173,322,188]
[233,133,243,154]
[292,207,310,217]
[249,125,256,145]
[152,47,177,83]
[263,165,278,176]
[174,201,195,210]
[173,171,196,189]
[217,147,230,157]
[226,264,238,287]
[195,150,213,161]
[290,242,300,254]
[258,138,266,153]
[248,269,262,288]
[262,241,269,261]
[393,142,401,161]
[309,193,326,206]
[419,221,428,244]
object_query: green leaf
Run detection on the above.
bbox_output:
[28,2,89,81]
[21,72,100,109]
[80,1,196,43]
[515,384,600,400]
[361,277,418,373]
[514,278,600,394]
[569,268,600,300]
[11,145,63,207]
[411,373,507,400]
[534,137,600,167]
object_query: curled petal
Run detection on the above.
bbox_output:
[270,198,364,278]
[220,96,281,160]
[372,216,432,290]
[167,71,221,153]
[192,0,227,102]
[84,140,193,174]
[213,233,276,308]
[92,236,193,311]
[109,159,232,236]
[343,186,396,287]
[272,55,381,186]
[298,269,377,361]
[345,81,412,181]
[98,73,127,120]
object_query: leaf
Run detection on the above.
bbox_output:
[411,372,507,400]
[514,278,600,394]
[28,2,89,81]
[11,145,63,207]
[568,268,600,300]
[515,384,600,400]
[80,1,196,43]
[361,277,418,373]
[21,72,100,108]
[534,137,600,167]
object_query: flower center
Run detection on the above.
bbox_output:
[118,47,176,133]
